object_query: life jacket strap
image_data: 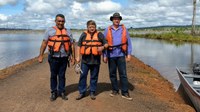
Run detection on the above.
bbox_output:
[48,39,70,42]
[83,40,100,42]
[108,43,126,49]
[81,45,102,47]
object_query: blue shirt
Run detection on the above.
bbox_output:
[44,27,73,57]
[103,25,132,58]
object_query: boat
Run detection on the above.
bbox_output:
[176,68,200,112]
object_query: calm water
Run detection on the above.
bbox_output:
[131,38,200,89]
[0,31,80,70]
[1,31,200,89]
[0,32,43,69]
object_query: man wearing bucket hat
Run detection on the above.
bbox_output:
[103,12,133,101]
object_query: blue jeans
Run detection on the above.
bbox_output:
[108,56,129,94]
[78,63,100,94]
[48,55,68,94]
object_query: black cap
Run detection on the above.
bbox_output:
[110,12,122,21]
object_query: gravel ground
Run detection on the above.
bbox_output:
[0,55,195,112]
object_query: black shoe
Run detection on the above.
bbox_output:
[109,91,119,97]
[50,92,57,101]
[61,93,68,100]
[121,93,133,101]
[90,92,96,100]
[76,94,85,100]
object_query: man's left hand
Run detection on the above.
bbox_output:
[126,55,131,62]
[97,46,104,52]
[70,56,75,66]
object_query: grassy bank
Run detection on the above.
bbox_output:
[129,26,200,43]
[131,32,200,43]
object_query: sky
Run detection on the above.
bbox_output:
[0,0,200,29]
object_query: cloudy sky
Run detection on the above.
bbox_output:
[0,0,200,29]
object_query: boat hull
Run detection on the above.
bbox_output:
[176,68,200,112]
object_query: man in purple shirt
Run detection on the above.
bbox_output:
[103,12,133,101]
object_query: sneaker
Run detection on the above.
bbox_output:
[121,93,133,101]
[50,92,57,101]
[109,91,119,97]
[76,94,85,100]
[90,92,96,100]
[61,93,68,100]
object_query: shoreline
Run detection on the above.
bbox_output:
[0,55,196,111]
[0,55,158,80]
[0,54,47,79]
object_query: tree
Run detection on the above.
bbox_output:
[191,0,197,35]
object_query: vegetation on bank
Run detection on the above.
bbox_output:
[129,26,200,43]
[130,32,200,43]
[2,26,200,44]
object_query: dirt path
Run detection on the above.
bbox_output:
[0,56,196,112]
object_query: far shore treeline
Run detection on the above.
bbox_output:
[129,25,200,43]
[1,25,200,43]
[1,25,200,32]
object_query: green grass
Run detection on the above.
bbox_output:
[130,32,200,43]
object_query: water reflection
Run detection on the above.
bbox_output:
[0,31,81,70]
[131,37,200,89]
[0,33,44,69]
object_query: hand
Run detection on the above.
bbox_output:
[126,55,131,62]
[70,56,75,66]
[76,57,80,63]
[97,46,104,52]
[38,55,43,63]
[103,57,108,63]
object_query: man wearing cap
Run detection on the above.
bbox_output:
[103,12,133,100]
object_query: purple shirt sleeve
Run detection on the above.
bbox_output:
[126,28,132,55]
[103,28,108,57]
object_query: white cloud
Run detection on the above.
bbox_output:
[0,0,18,6]
[0,14,8,21]
[75,0,109,3]
[25,0,67,14]
[70,1,122,28]
[68,0,121,28]
[166,12,185,17]
[70,1,85,18]
[123,0,200,28]
[134,2,166,14]
[88,1,121,15]
[0,0,200,29]
[158,0,191,7]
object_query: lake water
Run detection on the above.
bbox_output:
[132,38,200,89]
[0,32,43,69]
[0,31,80,70]
[1,31,200,89]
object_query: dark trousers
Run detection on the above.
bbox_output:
[78,63,100,94]
[48,55,68,94]
[108,56,129,94]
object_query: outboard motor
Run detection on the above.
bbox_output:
[193,63,200,75]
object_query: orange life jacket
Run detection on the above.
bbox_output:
[106,24,127,53]
[47,26,71,52]
[80,31,102,55]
